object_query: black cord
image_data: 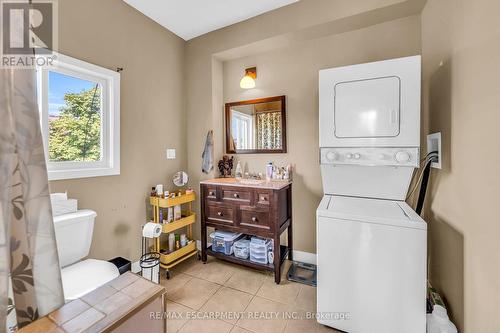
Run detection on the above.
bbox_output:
[415,155,439,215]
[407,151,439,200]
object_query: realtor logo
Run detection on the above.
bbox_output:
[1,0,57,67]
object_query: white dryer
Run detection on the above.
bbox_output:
[316,56,427,333]
[319,55,421,149]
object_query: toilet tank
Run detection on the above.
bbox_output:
[53,210,97,268]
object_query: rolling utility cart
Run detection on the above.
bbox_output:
[150,191,198,279]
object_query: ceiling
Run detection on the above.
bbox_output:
[123,0,299,41]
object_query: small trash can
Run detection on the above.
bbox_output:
[140,251,160,284]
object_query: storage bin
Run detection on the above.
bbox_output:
[250,253,268,264]
[250,237,272,265]
[250,236,268,245]
[210,231,243,255]
[234,239,250,259]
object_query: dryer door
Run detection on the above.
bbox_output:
[334,76,400,138]
[319,55,421,148]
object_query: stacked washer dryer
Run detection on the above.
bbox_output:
[316,56,427,333]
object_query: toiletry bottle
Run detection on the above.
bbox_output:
[167,206,174,223]
[175,234,180,250]
[150,187,156,197]
[180,234,187,247]
[168,233,175,252]
[285,164,292,180]
[174,204,182,221]
[266,162,273,181]
[235,161,243,179]
[156,184,163,197]
[159,208,164,223]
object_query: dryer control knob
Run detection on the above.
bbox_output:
[326,151,337,161]
[346,153,353,159]
[395,151,411,163]
[353,153,361,160]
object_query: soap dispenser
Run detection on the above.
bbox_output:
[235,160,243,179]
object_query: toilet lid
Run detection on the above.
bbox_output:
[61,259,120,301]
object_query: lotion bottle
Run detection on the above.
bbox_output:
[266,162,273,181]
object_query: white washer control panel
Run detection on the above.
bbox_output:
[321,147,419,167]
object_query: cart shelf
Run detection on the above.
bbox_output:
[150,192,196,208]
[160,241,197,267]
[161,213,196,234]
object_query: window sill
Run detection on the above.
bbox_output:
[48,166,120,181]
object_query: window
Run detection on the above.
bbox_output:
[231,110,254,150]
[37,52,120,180]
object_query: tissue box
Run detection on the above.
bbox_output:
[51,198,78,216]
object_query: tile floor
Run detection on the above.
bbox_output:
[162,257,340,333]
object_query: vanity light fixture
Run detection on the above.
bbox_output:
[240,67,257,89]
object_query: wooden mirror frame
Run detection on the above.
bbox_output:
[225,95,287,154]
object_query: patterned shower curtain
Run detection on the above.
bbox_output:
[0,68,65,332]
[256,112,282,150]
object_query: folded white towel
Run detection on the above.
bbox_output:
[50,192,67,202]
[51,199,78,216]
[50,192,78,216]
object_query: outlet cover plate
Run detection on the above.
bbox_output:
[427,132,441,169]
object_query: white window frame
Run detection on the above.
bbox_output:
[232,110,254,149]
[36,52,120,180]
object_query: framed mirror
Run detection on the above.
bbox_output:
[225,95,287,154]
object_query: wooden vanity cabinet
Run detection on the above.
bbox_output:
[200,180,293,284]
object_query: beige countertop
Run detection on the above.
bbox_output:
[19,272,165,333]
[200,177,292,190]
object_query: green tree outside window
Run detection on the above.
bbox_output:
[48,85,101,162]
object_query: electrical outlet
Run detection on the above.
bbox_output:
[427,133,441,169]
[166,148,176,160]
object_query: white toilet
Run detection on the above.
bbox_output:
[53,210,120,301]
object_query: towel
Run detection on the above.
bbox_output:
[202,130,214,173]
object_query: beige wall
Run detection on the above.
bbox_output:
[47,1,500,329]
[421,0,500,331]
[49,0,186,262]
[186,1,426,246]
[221,15,421,252]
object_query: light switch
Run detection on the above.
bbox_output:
[166,148,176,160]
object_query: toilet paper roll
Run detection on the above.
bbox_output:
[142,222,162,238]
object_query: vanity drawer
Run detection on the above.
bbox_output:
[239,207,271,231]
[222,188,251,203]
[206,202,234,225]
[205,186,218,200]
[256,191,271,206]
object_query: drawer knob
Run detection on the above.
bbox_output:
[209,191,215,196]
[252,216,258,222]
[217,211,223,216]
[233,193,239,198]
[261,196,267,201]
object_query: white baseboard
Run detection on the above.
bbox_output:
[291,250,317,265]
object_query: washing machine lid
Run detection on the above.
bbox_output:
[61,259,120,301]
[317,195,426,230]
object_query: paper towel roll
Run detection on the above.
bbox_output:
[142,222,162,238]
